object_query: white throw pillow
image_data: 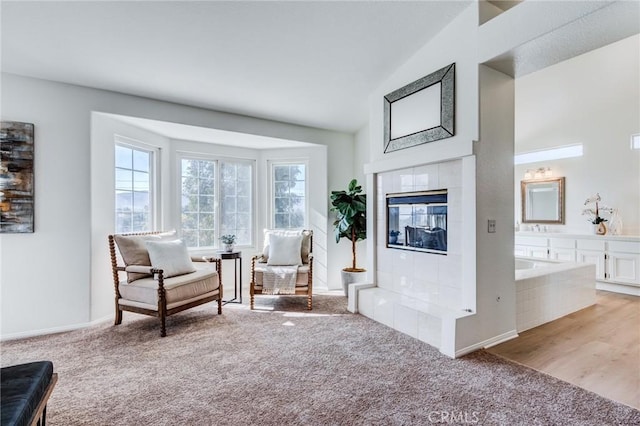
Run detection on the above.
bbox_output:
[145,239,196,279]
[267,234,303,266]
[262,229,303,261]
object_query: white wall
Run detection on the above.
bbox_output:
[352,124,370,273]
[1,73,354,338]
[456,65,516,354]
[514,35,640,235]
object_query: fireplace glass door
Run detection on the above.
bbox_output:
[387,190,447,254]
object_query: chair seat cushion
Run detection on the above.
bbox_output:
[119,264,219,306]
[1,361,54,426]
[253,264,310,286]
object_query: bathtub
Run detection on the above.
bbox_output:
[515,257,596,332]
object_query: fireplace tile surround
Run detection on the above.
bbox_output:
[357,158,472,352]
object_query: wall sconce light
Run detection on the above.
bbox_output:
[524,167,552,180]
[534,168,544,179]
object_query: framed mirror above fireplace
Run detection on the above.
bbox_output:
[386,190,447,254]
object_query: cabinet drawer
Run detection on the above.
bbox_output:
[515,236,547,247]
[550,238,575,249]
[608,241,640,254]
[576,239,606,251]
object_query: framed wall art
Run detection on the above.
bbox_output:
[1,121,35,233]
[384,63,455,153]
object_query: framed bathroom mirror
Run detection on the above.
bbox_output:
[521,177,565,224]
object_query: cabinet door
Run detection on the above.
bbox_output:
[549,248,576,262]
[607,252,640,285]
[528,247,549,259]
[577,250,605,280]
[514,245,528,257]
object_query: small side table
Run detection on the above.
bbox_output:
[214,251,242,305]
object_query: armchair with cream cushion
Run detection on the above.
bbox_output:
[108,231,222,337]
[250,229,313,310]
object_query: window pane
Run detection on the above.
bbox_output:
[200,230,216,247]
[115,145,132,169]
[275,214,288,228]
[182,230,198,248]
[132,191,149,213]
[115,144,153,233]
[237,196,250,212]
[180,158,219,248]
[275,197,290,213]
[180,158,252,248]
[199,160,215,178]
[237,163,251,180]
[133,150,149,172]
[271,163,306,229]
[115,168,132,191]
[199,178,214,195]
[274,165,289,181]
[182,212,199,230]
[237,180,250,196]
[199,195,215,213]
[182,195,199,213]
[237,213,250,229]
[199,213,215,229]
[219,160,253,246]
[290,212,304,228]
[133,171,149,192]
[221,213,236,231]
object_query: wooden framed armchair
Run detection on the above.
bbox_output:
[250,229,313,310]
[108,231,222,337]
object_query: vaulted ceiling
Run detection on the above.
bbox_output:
[1,1,471,133]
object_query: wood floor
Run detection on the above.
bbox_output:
[488,290,640,410]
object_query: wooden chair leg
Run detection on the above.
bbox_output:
[114,302,122,325]
[217,298,222,315]
[250,294,255,310]
[160,312,166,337]
[307,294,312,310]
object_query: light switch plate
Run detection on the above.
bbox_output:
[488,219,496,233]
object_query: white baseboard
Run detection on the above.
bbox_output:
[454,329,519,358]
[596,281,640,296]
[1,315,111,342]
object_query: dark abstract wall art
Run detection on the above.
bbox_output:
[1,121,35,233]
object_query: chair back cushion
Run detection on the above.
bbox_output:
[114,230,176,282]
[146,239,196,278]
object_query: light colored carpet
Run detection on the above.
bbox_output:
[2,294,638,425]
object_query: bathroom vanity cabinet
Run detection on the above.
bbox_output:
[515,232,640,295]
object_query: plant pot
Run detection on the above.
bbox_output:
[594,223,607,236]
[341,269,366,297]
[224,243,235,252]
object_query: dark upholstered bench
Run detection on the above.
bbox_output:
[1,361,57,426]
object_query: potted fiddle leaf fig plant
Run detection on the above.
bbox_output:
[330,179,367,296]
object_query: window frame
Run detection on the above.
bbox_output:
[114,135,160,233]
[268,159,309,230]
[177,152,255,249]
